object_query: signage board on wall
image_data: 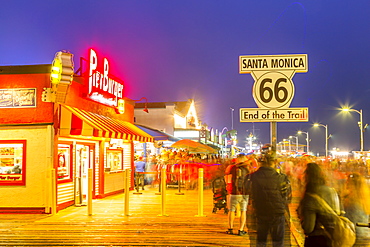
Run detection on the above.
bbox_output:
[0,88,36,108]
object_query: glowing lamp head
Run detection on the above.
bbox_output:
[117,99,125,114]
[50,59,63,84]
[49,51,74,103]
[50,51,74,85]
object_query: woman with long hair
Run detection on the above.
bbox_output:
[298,162,341,247]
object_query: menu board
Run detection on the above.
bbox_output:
[0,140,26,185]
[0,88,36,108]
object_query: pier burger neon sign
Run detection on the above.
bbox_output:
[87,49,124,108]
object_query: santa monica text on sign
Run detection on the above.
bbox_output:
[239,108,308,122]
[239,54,308,73]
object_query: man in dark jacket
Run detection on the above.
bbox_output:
[250,144,290,247]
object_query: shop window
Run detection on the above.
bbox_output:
[58,144,72,182]
[106,149,123,172]
[0,140,26,186]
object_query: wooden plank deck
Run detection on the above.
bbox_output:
[0,187,305,246]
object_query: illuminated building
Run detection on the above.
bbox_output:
[134,99,227,154]
[0,49,153,213]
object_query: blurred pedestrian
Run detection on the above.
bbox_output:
[224,154,250,236]
[243,153,256,173]
[343,172,370,244]
[134,156,146,191]
[298,162,342,247]
[146,155,157,187]
[250,144,290,247]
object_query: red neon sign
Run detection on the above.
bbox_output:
[88,49,124,107]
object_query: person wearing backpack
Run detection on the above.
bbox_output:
[298,162,355,247]
[224,154,250,236]
[343,172,370,244]
[250,144,289,247]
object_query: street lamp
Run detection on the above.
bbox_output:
[283,139,291,152]
[289,136,299,152]
[230,108,234,130]
[133,97,149,113]
[313,123,329,157]
[297,131,310,154]
[246,132,256,152]
[342,108,368,152]
[277,142,282,152]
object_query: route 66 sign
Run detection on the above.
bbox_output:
[239,54,308,109]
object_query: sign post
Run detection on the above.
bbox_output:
[239,54,309,152]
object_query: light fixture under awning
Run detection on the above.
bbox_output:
[60,105,154,142]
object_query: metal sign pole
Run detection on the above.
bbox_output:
[271,122,277,156]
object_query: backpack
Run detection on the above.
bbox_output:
[279,173,292,204]
[233,164,250,195]
[308,193,356,247]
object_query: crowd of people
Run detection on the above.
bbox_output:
[135,149,226,190]
[134,147,370,246]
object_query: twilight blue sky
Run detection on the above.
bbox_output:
[1,1,370,154]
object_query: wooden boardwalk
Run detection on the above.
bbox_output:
[0,188,305,246]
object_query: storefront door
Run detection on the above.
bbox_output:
[75,144,91,206]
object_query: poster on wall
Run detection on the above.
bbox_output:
[106,149,123,172]
[0,140,26,185]
[0,88,36,108]
[57,144,72,182]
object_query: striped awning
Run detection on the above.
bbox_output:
[60,105,154,142]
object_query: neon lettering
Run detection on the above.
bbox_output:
[88,49,124,106]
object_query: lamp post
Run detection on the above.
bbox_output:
[230,108,235,130]
[298,131,310,154]
[342,108,368,152]
[313,123,329,157]
[246,133,256,152]
[283,139,291,152]
[220,127,229,135]
[277,142,282,152]
[289,136,299,152]
[220,127,229,157]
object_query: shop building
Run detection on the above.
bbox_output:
[134,99,228,154]
[0,50,153,213]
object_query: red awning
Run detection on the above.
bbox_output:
[60,105,153,142]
